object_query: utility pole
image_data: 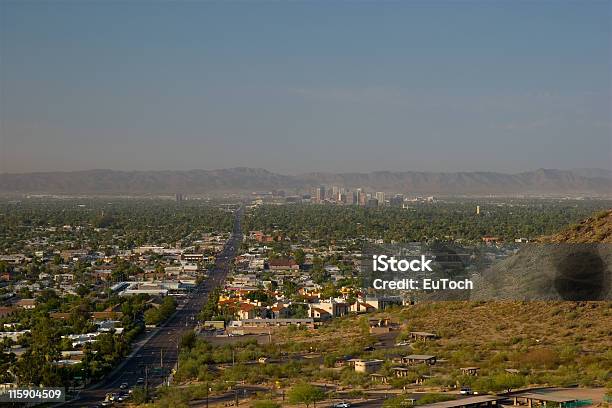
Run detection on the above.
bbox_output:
[145,365,149,402]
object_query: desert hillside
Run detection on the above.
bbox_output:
[471,210,612,301]
[538,210,612,243]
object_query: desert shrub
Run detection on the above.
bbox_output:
[323,353,338,367]
[416,394,456,405]
[339,368,369,387]
[517,348,560,369]
[251,400,281,408]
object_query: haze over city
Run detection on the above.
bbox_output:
[1,1,610,175]
[1,3,612,407]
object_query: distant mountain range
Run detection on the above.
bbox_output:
[0,167,610,196]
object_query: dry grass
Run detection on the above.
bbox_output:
[273,301,611,388]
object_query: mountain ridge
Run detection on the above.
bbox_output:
[0,167,610,196]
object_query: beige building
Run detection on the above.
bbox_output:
[353,359,384,373]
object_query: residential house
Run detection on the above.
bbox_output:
[268,259,300,271]
[16,298,36,310]
[354,359,384,373]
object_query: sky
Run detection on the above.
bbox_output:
[0,1,610,175]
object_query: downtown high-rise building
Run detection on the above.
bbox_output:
[357,189,367,206]
[390,194,404,207]
[366,197,379,208]
[331,185,340,201]
[314,186,326,203]
[345,191,356,205]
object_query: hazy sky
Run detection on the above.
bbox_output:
[1,1,610,174]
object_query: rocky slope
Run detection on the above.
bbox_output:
[472,210,612,301]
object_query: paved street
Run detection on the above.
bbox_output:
[61,207,243,407]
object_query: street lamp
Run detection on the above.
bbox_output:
[165,335,180,386]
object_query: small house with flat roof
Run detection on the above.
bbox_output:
[409,331,437,341]
[402,354,437,365]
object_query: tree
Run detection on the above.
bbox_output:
[180,330,197,350]
[293,249,306,266]
[283,281,299,298]
[76,284,90,297]
[491,373,526,392]
[155,263,165,280]
[245,290,270,304]
[320,283,339,300]
[287,304,309,318]
[69,302,92,334]
[288,383,325,408]
[145,296,177,326]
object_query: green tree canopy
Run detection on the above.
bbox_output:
[288,383,325,408]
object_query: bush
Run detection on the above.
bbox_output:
[518,348,560,369]
[131,386,148,404]
[251,400,281,408]
[323,353,338,368]
[416,394,456,405]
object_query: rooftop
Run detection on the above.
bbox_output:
[419,396,505,408]
[404,354,436,360]
[513,393,578,403]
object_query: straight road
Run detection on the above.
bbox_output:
[62,206,243,407]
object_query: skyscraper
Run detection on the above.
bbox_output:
[356,188,367,206]
[331,185,340,201]
[366,198,378,208]
[314,186,326,203]
[390,194,404,207]
[345,191,355,205]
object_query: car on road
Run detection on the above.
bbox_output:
[333,403,352,408]
[460,387,473,395]
[119,382,128,390]
[136,377,144,385]
[117,392,130,402]
[395,340,410,346]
